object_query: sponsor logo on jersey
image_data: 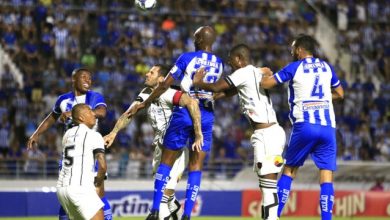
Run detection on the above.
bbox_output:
[302,101,329,111]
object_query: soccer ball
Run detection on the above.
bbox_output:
[135,0,157,10]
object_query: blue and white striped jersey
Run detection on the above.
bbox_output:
[53,90,106,131]
[169,50,224,106]
[274,57,340,128]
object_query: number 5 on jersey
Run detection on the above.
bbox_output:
[64,145,75,167]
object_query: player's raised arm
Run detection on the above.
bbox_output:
[193,67,231,93]
[260,71,278,89]
[103,101,140,147]
[27,112,60,149]
[178,93,204,151]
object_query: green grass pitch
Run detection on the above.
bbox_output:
[0,217,388,220]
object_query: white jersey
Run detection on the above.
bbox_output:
[273,57,340,128]
[225,65,278,124]
[135,87,183,145]
[57,124,105,187]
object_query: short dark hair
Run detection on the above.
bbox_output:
[154,64,169,77]
[71,103,88,124]
[293,34,318,55]
[230,44,251,61]
[71,68,92,77]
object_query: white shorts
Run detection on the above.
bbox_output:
[56,185,104,220]
[152,144,189,190]
[251,123,286,176]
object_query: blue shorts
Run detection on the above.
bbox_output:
[285,122,337,171]
[163,106,214,152]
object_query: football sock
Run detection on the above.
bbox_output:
[58,206,68,220]
[277,174,293,217]
[168,193,175,202]
[152,163,172,211]
[161,194,169,203]
[259,177,278,220]
[320,182,334,220]
[101,196,113,220]
[183,170,202,217]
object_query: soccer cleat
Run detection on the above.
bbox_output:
[168,199,182,220]
[146,210,159,220]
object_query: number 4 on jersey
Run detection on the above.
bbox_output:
[311,75,324,99]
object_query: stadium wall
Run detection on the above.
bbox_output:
[1,180,389,218]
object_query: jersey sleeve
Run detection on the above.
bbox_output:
[169,53,189,81]
[93,93,107,109]
[159,88,175,104]
[273,61,301,84]
[52,95,66,115]
[92,132,105,155]
[225,68,246,88]
[135,87,153,102]
[328,64,341,88]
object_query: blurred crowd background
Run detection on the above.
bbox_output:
[0,0,389,179]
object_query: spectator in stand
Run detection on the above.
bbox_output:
[370,176,385,191]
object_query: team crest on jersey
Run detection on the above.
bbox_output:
[302,101,329,111]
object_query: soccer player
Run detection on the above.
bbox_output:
[27,68,112,220]
[128,26,223,220]
[260,34,344,220]
[103,64,203,220]
[193,44,286,220]
[56,103,106,220]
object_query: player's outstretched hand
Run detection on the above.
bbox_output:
[27,135,38,150]
[259,67,273,77]
[193,67,206,86]
[192,134,204,152]
[126,102,145,118]
[103,132,117,148]
[59,111,71,123]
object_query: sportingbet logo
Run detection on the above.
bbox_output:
[110,194,152,216]
[110,194,203,216]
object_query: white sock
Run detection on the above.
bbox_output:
[259,178,278,220]
[161,194,169,203]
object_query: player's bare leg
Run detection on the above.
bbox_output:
[91,209,104,220]
[282,165,299,178]
[320,169,333,183]
[277,165,298,217]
